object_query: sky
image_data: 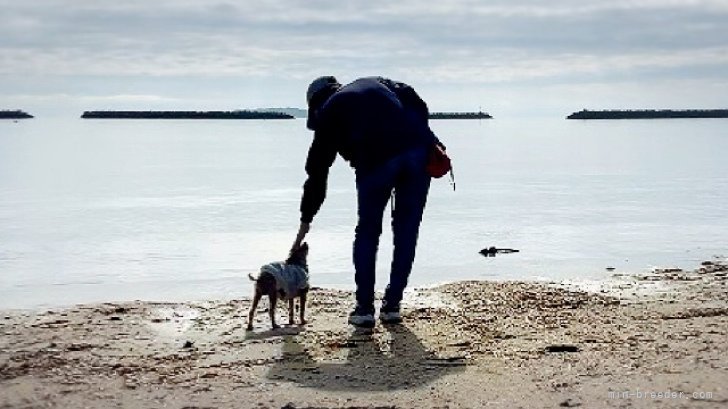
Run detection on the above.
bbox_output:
[2,0,728,118]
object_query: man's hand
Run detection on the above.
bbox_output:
[291,222,310,253]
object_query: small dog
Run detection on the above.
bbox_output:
[247,243,310,330]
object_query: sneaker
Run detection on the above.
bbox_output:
[348,305,375,328]
[380,302,402,324]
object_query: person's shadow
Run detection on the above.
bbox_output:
[267,323,465,391]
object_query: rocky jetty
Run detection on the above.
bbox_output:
[567,109,728,119]
[0,110,33,119]
[81,110,294,119]
[429,111,492,119]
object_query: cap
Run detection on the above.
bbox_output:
[306,76,340,130]
[306,76,339,104]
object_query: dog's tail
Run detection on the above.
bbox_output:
[248,273,258,282]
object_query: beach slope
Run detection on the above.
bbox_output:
[1,261,726,408]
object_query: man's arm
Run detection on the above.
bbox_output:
[291,128,336,252]
[300,128,337,224]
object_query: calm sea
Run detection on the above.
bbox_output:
[1,118,726,309]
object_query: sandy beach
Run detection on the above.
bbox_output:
[1,260,726,409]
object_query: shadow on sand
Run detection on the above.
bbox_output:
[244,325,305,341]
[267,323,465,392]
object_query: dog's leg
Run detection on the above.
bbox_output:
[300,291,307,325]
[269,292,280,329]
[288,298,295,325]
[247,290,262,331]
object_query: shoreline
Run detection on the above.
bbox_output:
[2,260,726,408]
[0,262,713,313]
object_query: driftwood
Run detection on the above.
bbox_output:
[479,247,520,257]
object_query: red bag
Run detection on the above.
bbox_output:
[426,143,451,178]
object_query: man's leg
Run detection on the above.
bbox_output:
[353,165,396,312]
[384,147,430,309]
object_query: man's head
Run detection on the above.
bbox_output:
[306,76,340,130]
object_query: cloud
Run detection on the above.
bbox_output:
[3,1,727,72]
[1,0,727,113]
[405,46,728,83]
[7,93,179,103]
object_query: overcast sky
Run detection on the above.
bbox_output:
[2,0,728,117]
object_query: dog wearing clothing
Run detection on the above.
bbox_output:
[247,243,310,330]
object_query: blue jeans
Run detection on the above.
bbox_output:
[353,145,431,310]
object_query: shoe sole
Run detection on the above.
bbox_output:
[348,317,375,328]
[379,310,402,324]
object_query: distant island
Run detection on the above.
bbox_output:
[81,110,294,119]
[430,111,492,119]
[0,110,34,119]
[567,109,728,119]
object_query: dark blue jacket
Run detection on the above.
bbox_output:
[300,77,437,223]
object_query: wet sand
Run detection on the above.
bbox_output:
[1,260,727,408]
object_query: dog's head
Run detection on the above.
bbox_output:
[286,242,309,268]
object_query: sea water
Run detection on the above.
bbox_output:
[1,118,726,309]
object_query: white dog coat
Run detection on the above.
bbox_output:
[259,262,309,300]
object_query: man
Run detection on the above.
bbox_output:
[291,76,442,327]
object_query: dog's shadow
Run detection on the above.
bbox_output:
[243,325,304,341]
[267,324,465,391]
